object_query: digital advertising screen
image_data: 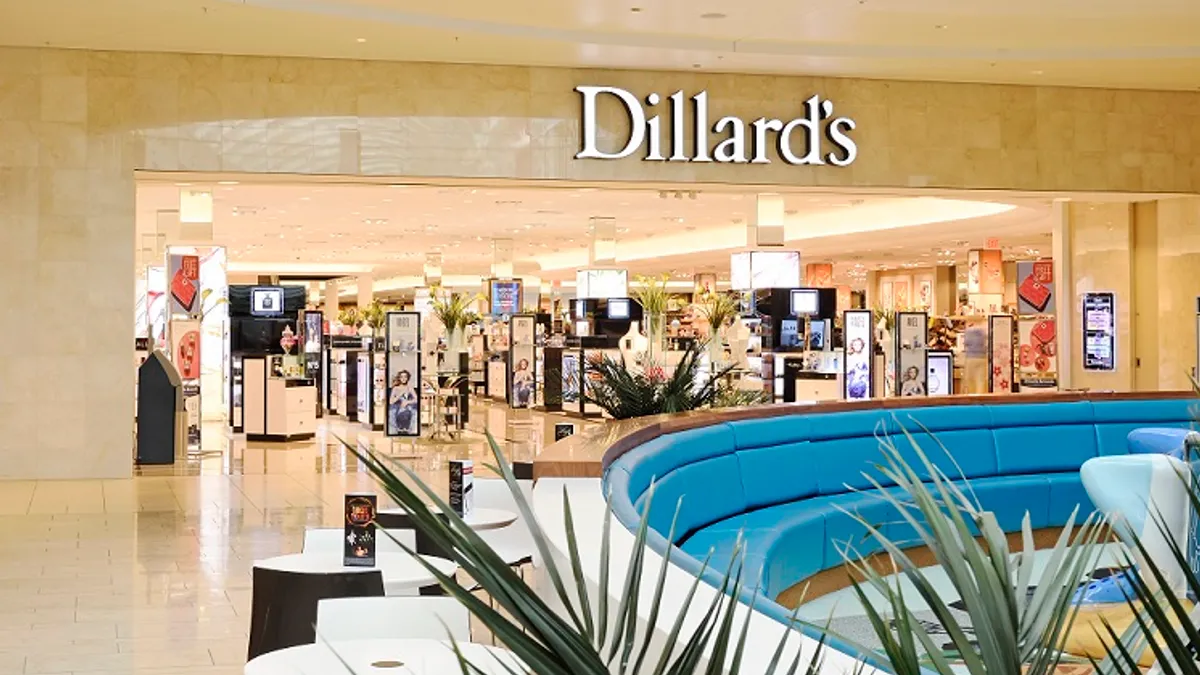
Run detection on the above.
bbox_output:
[1082,292,1116,371]
[490,279,522,316]
[791,289,819,316]
[250,287,285,317]
[607,298,631,320]
[750,251,800,290]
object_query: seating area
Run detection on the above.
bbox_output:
[603,396,1197,620]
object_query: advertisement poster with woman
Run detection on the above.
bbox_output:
[510,315,536,409]
[895,312,928,397]
[385,312,421,437]
[843,310,873,400]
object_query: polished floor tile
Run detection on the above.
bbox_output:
[0,399,592,674]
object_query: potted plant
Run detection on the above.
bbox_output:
[631,274,675,358]
[583,341,737,419]
[360,299,388,341]
[337,307,363,336]
[431,286,482,353]
[695,290,739,363]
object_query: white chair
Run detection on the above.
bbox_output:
[302,527,417,555]
[472,478,536,568]
[315,596,471,642]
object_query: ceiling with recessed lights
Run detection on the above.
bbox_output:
[2,0,1199,89]
[136,177,1055,289]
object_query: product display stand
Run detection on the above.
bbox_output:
[895,311,929,397]
[384,312,421,439]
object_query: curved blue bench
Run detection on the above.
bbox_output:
[604,396,1196,615]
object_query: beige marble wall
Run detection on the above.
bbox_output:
[3,45,1200,478]
[1151,198,1200,390]
[1064,203,1136,391]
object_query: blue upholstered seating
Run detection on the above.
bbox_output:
[604,398,1196,605]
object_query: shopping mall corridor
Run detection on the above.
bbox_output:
[0,402,571,675]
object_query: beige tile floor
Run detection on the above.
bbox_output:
[0,399,592,674]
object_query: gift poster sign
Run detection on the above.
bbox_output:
[989,315,1015,393]
[1018,317,1058,389]
[170,320,202,380]
[968,249,1004,295]
[167,254,201,318]
[385,312,421,437]
[1016,261,1055,315]
[343,493,378,567]
[510,315,536,409]
[449,460,474,517]
[843,310,873,400]
[896,312,928,397]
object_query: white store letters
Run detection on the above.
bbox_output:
[575,85,858,167]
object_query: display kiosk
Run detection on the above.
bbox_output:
[228,285,317,442]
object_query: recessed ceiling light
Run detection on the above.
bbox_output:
[1031,69,1044,75]
[356,38,367,43]
[217,180,239,186]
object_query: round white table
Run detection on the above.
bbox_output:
[245,638,522,675]
[378,506,517,531]
[253,553,459,595]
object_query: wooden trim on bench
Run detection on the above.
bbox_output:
[773,526,1114,609]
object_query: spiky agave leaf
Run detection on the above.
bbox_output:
[341,431,832,675]
[824,419,1107,675]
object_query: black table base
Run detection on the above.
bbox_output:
[247,567,385,661]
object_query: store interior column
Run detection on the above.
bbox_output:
[357,275,372,309]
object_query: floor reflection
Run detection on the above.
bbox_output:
[0,398,594,674]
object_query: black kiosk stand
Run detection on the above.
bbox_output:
[136,350,183,465]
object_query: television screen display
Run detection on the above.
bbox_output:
[607,298,631,320]
[808,319,827,350]
[791,289,819,316]
[751,251,800,289]
[250,287,284,317]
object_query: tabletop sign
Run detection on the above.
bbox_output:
[554,422,576,442]
[1082,292,1116,371]
[343,493,378,567]
[449,460,474,518]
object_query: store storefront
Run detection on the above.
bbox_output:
[3,46,1200,478]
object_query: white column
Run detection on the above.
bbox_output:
[1052,199,1073,389]
[589,217,617,265]
[324,280,338,322]
[492,239,514,278]
[748,193,785,247]
[357,275,373,309]
[424,252,443,286]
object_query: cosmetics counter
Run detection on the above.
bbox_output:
[227,285,317,442]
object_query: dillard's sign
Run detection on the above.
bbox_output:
[575,85,858,167]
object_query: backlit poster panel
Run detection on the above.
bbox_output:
[989,314,1015,393]
[896,312,928,397]
[167,253,201,318]
[925,351,953,396]
[843,310,873,400]
[1016,261,1055,315]
[1018,317,1058,390]
[510,315,536,409]
[385,312,421,437]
